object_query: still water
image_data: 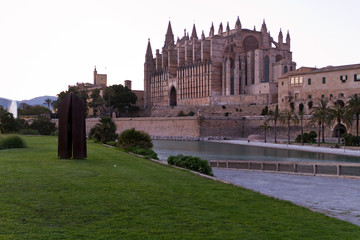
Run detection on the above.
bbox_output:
[153,140,360,163]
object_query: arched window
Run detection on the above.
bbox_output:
[170,87,177,106]
[284,66,288,73]
[290,66,293,71]
[264,56,269,82]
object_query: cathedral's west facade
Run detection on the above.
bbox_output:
[144,17,296,108]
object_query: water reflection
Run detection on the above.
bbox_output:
[153,140,360,163]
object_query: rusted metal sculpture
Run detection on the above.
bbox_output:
[58,92,87,159]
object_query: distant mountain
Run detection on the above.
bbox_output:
[19,96,58,108]
[0,96,57,109]
[0,97,11,109]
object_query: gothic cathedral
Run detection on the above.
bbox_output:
[144,17,296,108]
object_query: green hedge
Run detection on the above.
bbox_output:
[0,135,26,150]
[168,154,213,176]
[128,146,158,160]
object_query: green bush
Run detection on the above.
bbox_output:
[18,128,39,135]
[128,146,158,160]
[295,131,317,143]
[117,128,153,150]
[167,154,213,176]
[0,135,26,149]
[30,117,56,135]
[342,133,360,146]
[89,116,118,143]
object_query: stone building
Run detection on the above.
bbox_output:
[278,64,360,112]
[144,18,296,109]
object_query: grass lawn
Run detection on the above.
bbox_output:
[0,135,359,239]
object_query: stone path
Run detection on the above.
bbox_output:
[213,169,360,226]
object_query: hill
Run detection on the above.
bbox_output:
[0,96,57,109]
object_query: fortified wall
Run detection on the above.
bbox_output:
[84,116,336,141]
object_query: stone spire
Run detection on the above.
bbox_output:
[278,29,283,44]
[164,21,175,47]
[261,19,267,33]
[191,23,198,41]
[201,30,205,40]
[286,30,291,47]
[218,22,223,36]
[235,16,241,30]
[226,22,230,35]
[146,38,153,60]
[209,22,214,37]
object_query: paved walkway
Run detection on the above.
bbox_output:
[212,139,360,157]
[213,168,360,226]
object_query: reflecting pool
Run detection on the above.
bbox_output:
[153,140,360,163]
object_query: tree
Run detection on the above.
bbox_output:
[279,108,299,144]
[52,87,89,117]
[346,94,360,136]
[0,106,18,134]
[309,98,332,144]
[43,98,52,109]
[260,121,272,143]
[89,116,117,143]
[30,116,56,135]
[331,100,352,144]
[103,85,138,116]
[267,105,280,143]
[18,104,51,117]
[89,89,105,117]
[298,103,305,145]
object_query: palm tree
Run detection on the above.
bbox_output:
[346,94,360,136]
[298,103,305,145]
[260,121,272,143]
[309,98,332,144]
[267,105,280,143]
[43,98,52,109]
[279,108,299,144]
[331,101,352,144]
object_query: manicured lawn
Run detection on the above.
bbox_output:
[0,135,359,239]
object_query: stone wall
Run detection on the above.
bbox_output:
[84,116,321,140]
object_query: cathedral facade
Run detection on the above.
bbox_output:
[144,17,296,108]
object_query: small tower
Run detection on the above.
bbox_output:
[209,22,214,37]
[93,66,97,84]
[164,21,175,47]
[218,22,223,36]
[261,19,267,33]
[144,39,155,107]
[278,29,283,45]
[235,16,241,31]
[191,23,198,41]
[226,22,230,36]
[286,30,291,48]
[124,80,132,90]
[201,30,205,40]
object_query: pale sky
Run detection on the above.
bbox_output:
[1,0,359,101]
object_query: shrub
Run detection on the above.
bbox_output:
[0,135,26,149]
[177,111,186,117]
[18,129,39,135]
[188,111,195,116]
[167,154,213,176]
[342,133,360,146]
[89,116,118,143]
[30,117,56,135]
[295,131,317,143]
[128,146,158,160]
[117,128,153,150]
